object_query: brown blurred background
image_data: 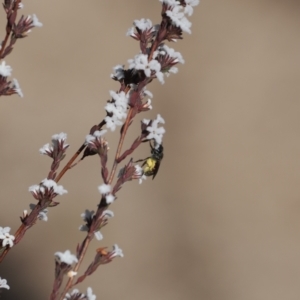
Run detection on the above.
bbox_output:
[1,0,300,299]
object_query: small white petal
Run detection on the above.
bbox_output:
[98,184,111,194]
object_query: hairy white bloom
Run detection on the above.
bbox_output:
[55,250,78,265]
[52,132,67,142]
[12,79,23,97]
[160,44,185,64]
[105,91,128,131]
[133,18,153,31]
[134,165,147,184]
[39,143,53,155]
[128,54,164,83]
[146,114,166,145]
[43,179,68,195]
[0,227,15,248]
[86,287,96,300]
[102,209,114,218]
[126,26,137,38]
[111,244,124,258]
[142,118,151,125]
[0,61,12,77]
[94,231,103,241]
[184,0,200,16]
[64,289,84,300]
[166,6,192,34]
[0,277,9,290]
[31,14,43,27]
[111,64,125,80]
[98,184,111,194]
[85,130,107,144]
[105,194,115,204]
[29,179,67,198]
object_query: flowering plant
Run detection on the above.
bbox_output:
[0,0,199,299]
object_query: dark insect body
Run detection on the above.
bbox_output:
[136,143,164,179]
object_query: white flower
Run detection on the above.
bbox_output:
[184,0,200,16]
[146,114,166,145]
[105,114,124,131]
[0,61,12,77]
[143,89,153,98]
[134,165,147,184]
[160,45,185,64]
[64,289,84,300]
[42,179,68,195]
[105,91,128,131]
[128,54,164,83]
[98,183,115,203]
[128,53,147,70]
[98,184,111,194]
[143,99,152,110]
[55,250,78,265]
[52,132,67,142]
[133,18,153,31]
[166,6,192,34]
[39,143,53,155]
[102,209,114,218]
[126,27,137,38]
[0,277,9,290]
[38,209,48,221]
[110,91,128,110]
[105,194,115,204]
[105,102,126,120]
[111,244,124,258]
[111,64,124,80]
[32,14,43,27]
[86,287,96,300]
[28,184,40,194]
[12,79,23,97]
[0,227,15,248]
[168,66,178,74]
[94,231,103,241]
[85,130,107,145]
[142,118,151,125]
[28,180,67,201]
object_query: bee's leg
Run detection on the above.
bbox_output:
[149,141,154,151]
[134,157,151,163]
[134,159,145,163]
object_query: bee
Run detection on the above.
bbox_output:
[136,142,164,179]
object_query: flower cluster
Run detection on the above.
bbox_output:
[0,227,15,248]
[0,2,42,98]
[29,179,67,206]
[0,1,200,299]
[0,61,23,97]
[40,132,69,160]
[79,209,114,241]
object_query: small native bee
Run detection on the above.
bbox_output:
[136,142,164,179]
